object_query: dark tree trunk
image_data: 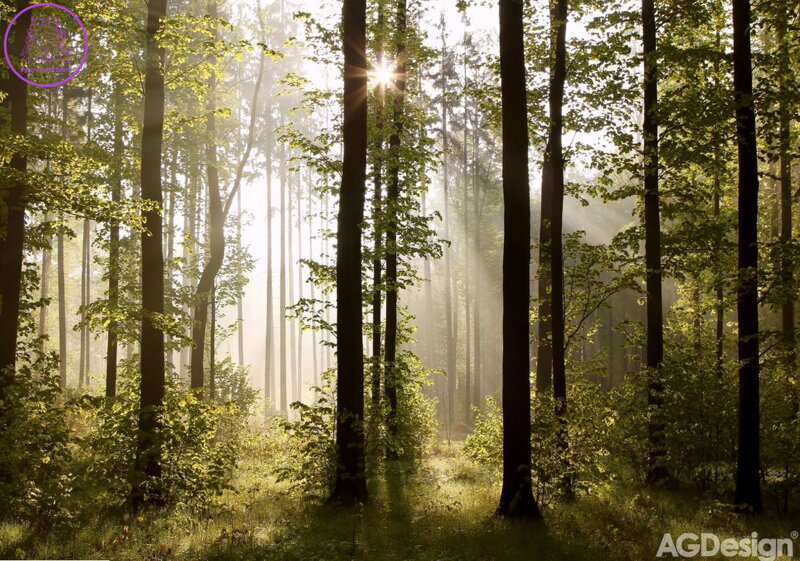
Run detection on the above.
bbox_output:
[496,0,541,519]
[547,0,572,495]
[132,0,168,507]
[0,0,29,410]
[106,85,123,398]
[330,0,368,504]
[642,0,670,485]
[384,0,407,458]
[462,54,472,426]
[370,4,385,410]
[732,0,762,514]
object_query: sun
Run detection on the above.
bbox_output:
[369,59,395,88]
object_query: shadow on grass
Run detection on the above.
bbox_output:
[193,461,587,561]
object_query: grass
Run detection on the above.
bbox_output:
[1,441,798,561]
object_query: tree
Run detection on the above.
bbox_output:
[732,0,762,514]
[496,0,541,519]
[0,0,30,440]
[330,0,369,504]
[132,0,168,506]
[642,0,670,485]
[546,0,571,494]
[384,0,408,456]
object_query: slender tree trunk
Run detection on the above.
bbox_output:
[38,217,50,340]
[472,122,481,413]
[79,217,90,387]
[289,171,298,404]
[106,85,123,398]
[237,187,245,366]
[496,0,541,519]
[441,30,456,433]
[463,53,472,426]
[732,0,762,514]
[58,220,67,388]
[309,180,319,388]
[331,0,368,504]
[384,0,407,456]
[132,0,168,507]
[265,109,274,415]
[777,16,795,402]
[191,1,224,392]
[370,9,385,409]
[296,180,304,402]
[546,0,572,494]
[279,142,288,413]
[642,0,670,485]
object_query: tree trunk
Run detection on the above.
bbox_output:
[642,0,670,485]
[265,107,274,415]
[0,0,29,409]
[496,0,541,519]
[732,0,762,514]
[441,30,456,434]
[330,0,368,504]
[279,141,288,413]
[190,0,224,392]
[462,53,472,426]
[106,85,123,398]
[384,0,407,458]
[132,0,168,507]
[547,0,571,495]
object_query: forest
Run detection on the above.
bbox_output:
[0,0,799,558]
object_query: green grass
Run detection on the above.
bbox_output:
[2,442,798,561]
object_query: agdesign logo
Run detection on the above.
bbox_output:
[3,3,88,87]
[656,532,796,561]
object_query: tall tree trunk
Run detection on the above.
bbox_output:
[237,187,245,366]
[732,0,762,514]
[279,142,288,413]
[331,0,368,504]
[79,217,90,387]
[296,180,304,402]
[547,0,571,495]
[441,28,456,433]
[265,108,274,415]
[106,85,123,398]
[777,14,795,403]
[289,171,298,403]
[370,5,385,409]
[132,0,168,507]
[309,179,319,388]
[191,0,224,392]
[496,0,541,519]
[384,0,407,456]
[642,0,670,485]
[58,220,67,388]
[0,0,29,414]
[462,53,471,426]
[472,121,481,413]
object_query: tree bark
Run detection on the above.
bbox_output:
[0,0,29,412]
[496,0,541,519]
[642,0,670,485]
[732,0,762,514]
[106,85,123,398]
[331,0,369,504]
[132,0,168,507]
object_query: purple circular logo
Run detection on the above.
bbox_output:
[3,3,88,87]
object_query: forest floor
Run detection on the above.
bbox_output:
[2,441,798,561]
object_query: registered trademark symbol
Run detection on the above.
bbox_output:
[792,531,798,540]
